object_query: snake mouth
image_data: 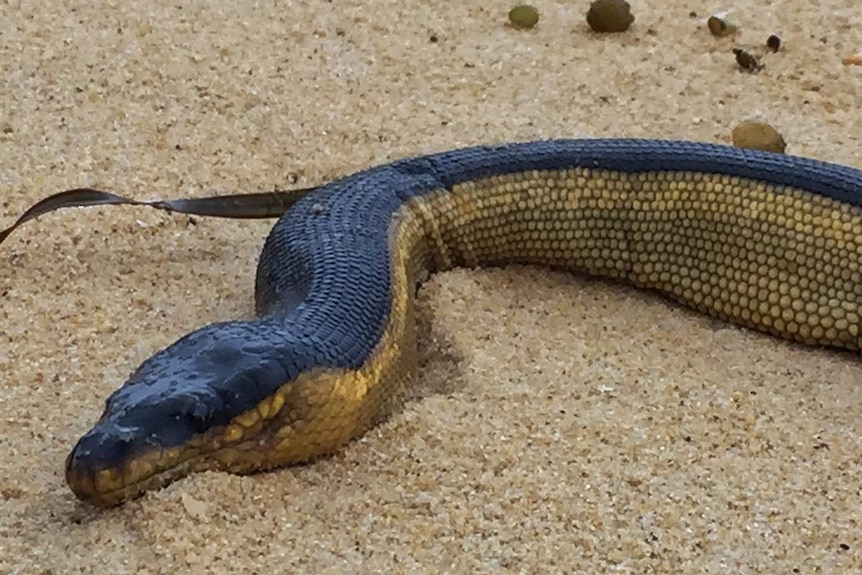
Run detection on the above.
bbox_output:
[65,451,200,507]
[64,430,223,507]
[64,428,331,507]
[64,390,327,506]
[63,432,291,507]
[63,413,281,507]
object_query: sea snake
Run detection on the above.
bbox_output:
[63,138,862,506]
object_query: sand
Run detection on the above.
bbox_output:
[1,0,861,573]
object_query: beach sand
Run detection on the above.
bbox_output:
[1,0,860,573]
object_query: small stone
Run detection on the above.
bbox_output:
[1,485,23,500]
[766,34,781,52]
[842,51,862,66]
[586,0,634,33]
[135,22,153,38]
[379,486,401,503]
[733,48,763,72]
[181,492,209,519]
[731,120,787,154]
[707,12,737,37]
[508,5,539,29]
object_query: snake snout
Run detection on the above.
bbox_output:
[64,419,150,502]
[67,423,133,469]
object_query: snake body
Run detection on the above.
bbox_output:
[64,139,862,506]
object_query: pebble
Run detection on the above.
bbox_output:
[508,5,540,29]
[842,52,862,66]
[731,120,787,154]
[707,12,737,37]
[733,48,763,72]
[766,35,781,52]
[586,0,634,33]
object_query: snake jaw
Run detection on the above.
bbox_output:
[64,418,194,506]
[65,446,190,508]
[64,404,273,506]
[64,421,256,507]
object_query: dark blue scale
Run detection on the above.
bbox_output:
[68,139,862,469]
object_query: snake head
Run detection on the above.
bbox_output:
[64,320,310,507]
[64,389,224,504]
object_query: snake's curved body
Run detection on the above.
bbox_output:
[64,139,862,506]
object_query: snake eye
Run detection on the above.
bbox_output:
[155,392,219,438]
[176,399,215,434]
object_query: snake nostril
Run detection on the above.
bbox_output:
[66,422,142,475]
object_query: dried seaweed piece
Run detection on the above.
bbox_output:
[0,186,318,246]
